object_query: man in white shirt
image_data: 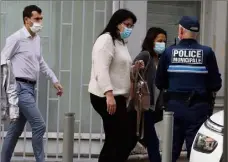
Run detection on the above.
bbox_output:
[1,5,63,162]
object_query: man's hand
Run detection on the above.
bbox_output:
[54,82,63,96]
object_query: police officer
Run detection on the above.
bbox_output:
[155,16,222,162]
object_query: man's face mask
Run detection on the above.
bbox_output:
[154,42,166,54]
[30,21,43,33]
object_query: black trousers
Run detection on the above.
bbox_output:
[90,93,132,162]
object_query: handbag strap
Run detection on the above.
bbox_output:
[142,51,151,79]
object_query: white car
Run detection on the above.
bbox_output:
[190,110,224,162]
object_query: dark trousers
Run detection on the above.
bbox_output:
[167,100,210,162]
[127,110,161,162]
[90,93,131,162]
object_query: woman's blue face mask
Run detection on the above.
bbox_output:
[120,26,133,39]
[154,42,166,54]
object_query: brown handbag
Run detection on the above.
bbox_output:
[130,53,151,139]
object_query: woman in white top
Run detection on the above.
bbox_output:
[88,9,137,162]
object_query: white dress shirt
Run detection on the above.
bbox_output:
[1,26,58,83]
[88,33,132,97]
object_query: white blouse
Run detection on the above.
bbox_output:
[88,33,132,97]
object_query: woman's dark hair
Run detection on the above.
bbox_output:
[99,9,137,44]
[141,27,167,57]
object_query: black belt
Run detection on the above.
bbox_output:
[168,92,209,102]
[16,78,36,85]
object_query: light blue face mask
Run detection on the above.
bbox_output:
[154,42,166,54]
[120,26,132,39]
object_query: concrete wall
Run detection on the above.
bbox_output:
[122,1,148,58]
[201,0,227,106]
[213,1,227,99]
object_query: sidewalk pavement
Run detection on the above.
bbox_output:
[11,152,188,162]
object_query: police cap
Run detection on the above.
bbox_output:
[179,16,200,32]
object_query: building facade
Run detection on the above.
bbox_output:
[0,0,227,161]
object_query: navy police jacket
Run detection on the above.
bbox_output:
[155,39,222,94]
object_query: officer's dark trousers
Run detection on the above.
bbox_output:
[168,100,210,162]
[127,110,161,162]
[90,93,131,162]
